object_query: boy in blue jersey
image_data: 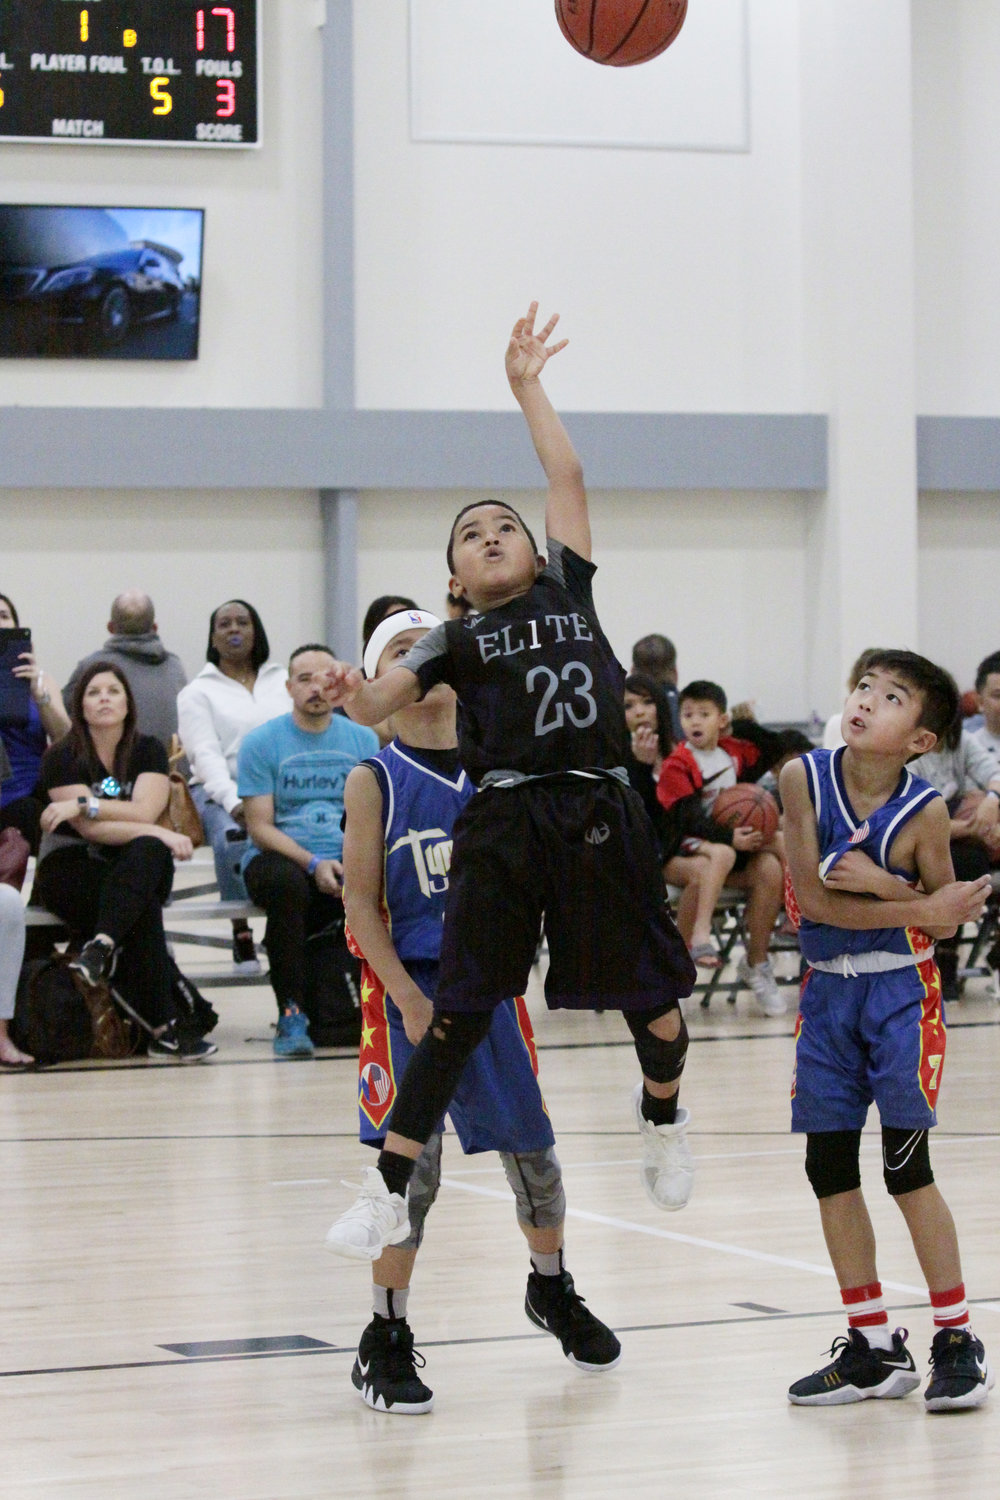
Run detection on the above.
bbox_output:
[336,608,619,1414]
[324,304,696,1265]
[780,650,993,1411]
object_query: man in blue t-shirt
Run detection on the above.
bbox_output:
[239,644,379,1056]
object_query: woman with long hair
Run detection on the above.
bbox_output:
[177,599,289,969]
[35,661,216,1059]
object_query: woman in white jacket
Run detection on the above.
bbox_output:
[177,600,289,970]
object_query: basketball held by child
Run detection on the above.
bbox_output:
[711,785,780,842]
[555,0,688,67]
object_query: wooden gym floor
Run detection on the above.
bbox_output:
[2,871,997,1497]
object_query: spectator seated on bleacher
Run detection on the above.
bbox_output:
[34,661,216,1061]
[239,645,379,1058]
[0,738,32,1066]
[631,632,681,741]
[0,591,71,856]
[966,650,1000,768]
[63,590,188,755]
[177,599,289,972]
[910,703,1000,1001]
[657,679,787,1016]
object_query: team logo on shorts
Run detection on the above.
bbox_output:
[849,820,871,845]
[360,1062,392,1109]
[585,823,610,845]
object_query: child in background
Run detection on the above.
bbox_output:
[657,680,785,1014]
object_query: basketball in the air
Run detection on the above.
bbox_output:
[555,0,688,67]
[711,784,780,842]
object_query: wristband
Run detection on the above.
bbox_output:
[306,854,321,876]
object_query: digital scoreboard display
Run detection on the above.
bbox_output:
[0,2,259,148]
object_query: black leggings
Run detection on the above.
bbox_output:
[34,836,176,1028]
[243,849,347,1012]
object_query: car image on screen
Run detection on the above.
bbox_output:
[0,206,203,359]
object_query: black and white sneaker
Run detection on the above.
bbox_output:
[351,1316,434,1415]
[788,1327,920,1405]
[925,1328,994,1412]
[148,1023,218,1062]
[68,937,116,990]
[524,1270,622,1372]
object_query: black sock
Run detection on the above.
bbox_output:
[377,1148,416,1199]
[641,1087,678,1127]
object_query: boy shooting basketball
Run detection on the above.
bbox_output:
[780,651,993,1410]
[338,607,619,1413]
[325,303,696,1263]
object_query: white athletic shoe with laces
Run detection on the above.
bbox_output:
[632,1085,694,1210]
[737,956,786,1017]
[325,1166,411,1261]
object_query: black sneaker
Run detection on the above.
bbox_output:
[148,1023,218,1063]
[351,1316,433,1415]
[788,1327,920,1405]
[231,928,261,974]
[524,1270,622,1372]
[68,937,116,990]
[925,1327,994,1412]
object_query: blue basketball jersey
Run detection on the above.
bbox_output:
[797,746,941,964]
[366,739,471,962]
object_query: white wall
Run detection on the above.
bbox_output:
[913,0,1000,415]
[0,4,323,409]
[0,489,324,690]
[353,0,806,413]
[357,488,812,722]
[919,493,1000,688]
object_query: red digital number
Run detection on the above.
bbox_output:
[196,7,236,52]
[216,79,236,118]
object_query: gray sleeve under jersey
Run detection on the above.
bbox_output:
[401,622,453,698]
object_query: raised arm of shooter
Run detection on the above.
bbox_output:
[506,301,590,561]
[322,661,421,726]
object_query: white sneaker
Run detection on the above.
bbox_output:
[737,957,786,1017]
[325,1166,411,1261]
[632,1085,694,1211]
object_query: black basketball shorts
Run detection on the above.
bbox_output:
[436,777,696,1014]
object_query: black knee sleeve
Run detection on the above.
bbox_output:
[385,1008,493,1145]
[624,1003,687,1084]
[804,1130,862,1199]
[882,1126,934,1196]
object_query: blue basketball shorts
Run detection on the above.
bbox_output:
[357,957,554,1154]
[791,958,946,1133]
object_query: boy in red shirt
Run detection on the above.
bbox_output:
[658,680,785,1014]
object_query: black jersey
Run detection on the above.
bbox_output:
[404,540,628,785]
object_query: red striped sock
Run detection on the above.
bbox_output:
[930,1284,971,1332]
[842,1282,892,1348]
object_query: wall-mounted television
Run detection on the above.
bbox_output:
[0,205,204,359]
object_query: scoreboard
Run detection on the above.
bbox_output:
[0,2,260,148]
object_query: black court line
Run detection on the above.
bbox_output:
[3,1299,996,1382]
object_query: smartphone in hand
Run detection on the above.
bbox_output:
[0,627,33,726]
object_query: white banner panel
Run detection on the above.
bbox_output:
[409,0,749,151]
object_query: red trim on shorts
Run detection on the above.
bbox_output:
[916,958,947,1111]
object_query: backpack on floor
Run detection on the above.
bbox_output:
[11,955,139,1066]
[168,957,219,1040]
[302,923,362,1046]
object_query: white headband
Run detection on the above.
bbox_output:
[362,609,442,680]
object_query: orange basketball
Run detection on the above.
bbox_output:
[711,784,780,841]
[555,0,688,67]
